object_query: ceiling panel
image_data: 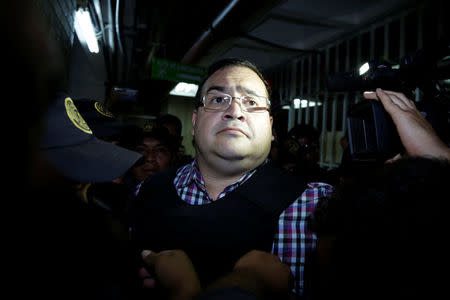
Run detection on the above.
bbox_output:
[214,0,424,72]
[249,18,333,49]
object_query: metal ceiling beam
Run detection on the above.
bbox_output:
[181,0,284,65]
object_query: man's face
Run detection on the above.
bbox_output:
[132,137,173,182]
[191,65,273,173]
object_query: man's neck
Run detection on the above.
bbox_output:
[202,174,241,201]
[195,158,254,201]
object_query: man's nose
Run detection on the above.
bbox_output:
[143,149,156,162]
[223,97,245,121]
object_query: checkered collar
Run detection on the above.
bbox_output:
[175,158,204,188]
[174,158,263,192]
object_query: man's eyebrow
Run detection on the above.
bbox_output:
[154,143,169,149]
[206,85,260,96]
[242,87,259,96]
[206,85,225,93]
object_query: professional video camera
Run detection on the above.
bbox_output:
[327,39,450,164]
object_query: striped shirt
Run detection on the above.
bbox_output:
[174,159,334,295]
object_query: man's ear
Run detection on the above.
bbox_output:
[270,116,274,141]
[191,109,197,137]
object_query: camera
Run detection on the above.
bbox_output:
[327,39,450,163]
[345,100,402,163]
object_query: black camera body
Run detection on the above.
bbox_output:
[327,40,449,164]
[346,100,402,163]
[327,61,402,93]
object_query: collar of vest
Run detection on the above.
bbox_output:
[233,161,307,216]
[146,160,307,216]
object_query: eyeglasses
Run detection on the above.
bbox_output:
[200,91,270,113]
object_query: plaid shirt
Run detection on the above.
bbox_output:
[174,159,333,296]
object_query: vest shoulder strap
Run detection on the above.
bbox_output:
[234,162,307,216]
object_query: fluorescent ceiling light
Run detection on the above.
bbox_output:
[74,8,99,53]
[359,62,370,75]
[283,99,323,109]
[300,99,322,108]
[169,82,199,97]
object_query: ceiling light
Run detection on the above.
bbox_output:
[282,99,322,109]
[300,99,323,108]
[74,8,99,53]
[359,62,370,75]
[169,82,199,97]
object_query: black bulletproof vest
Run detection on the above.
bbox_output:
[133,162,306,286]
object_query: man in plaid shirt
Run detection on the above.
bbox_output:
[134,58,333,298]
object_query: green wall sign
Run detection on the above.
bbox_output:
[151,57,206,84]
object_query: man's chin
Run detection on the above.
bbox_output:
[135,170,156,181]
[215,147,248,161]
[216,151,265,169]
[144,170,157,177]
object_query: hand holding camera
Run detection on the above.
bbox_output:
[364,88,450,161]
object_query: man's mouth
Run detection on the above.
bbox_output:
[142,168,157,175]
[217,127,248,137]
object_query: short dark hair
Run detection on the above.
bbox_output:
[157,113,182,137]
[118,125,177,155]
[195,57,271,108]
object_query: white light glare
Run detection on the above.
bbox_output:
[283,99,322,109]
[359,62,370,75]
[74,8,99,53]
[169,82,199,97]
[299,99,322,108]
